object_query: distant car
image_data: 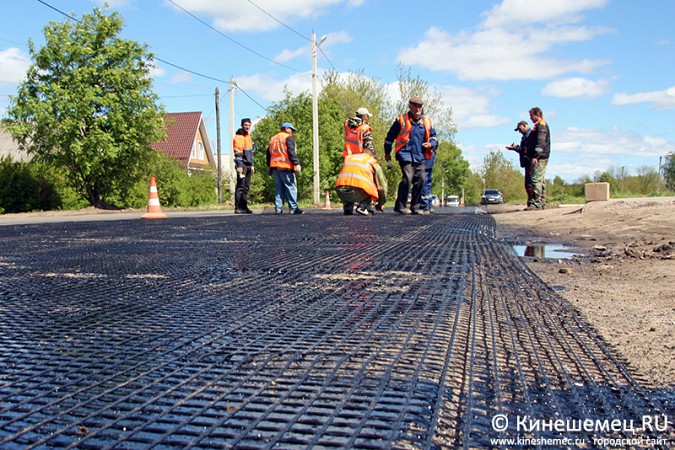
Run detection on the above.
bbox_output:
[446,195,460,207]
[481,189,503,205]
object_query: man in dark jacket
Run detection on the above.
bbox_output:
[524,107,550,210]
[233,118,255,213]
[506,120,534,208]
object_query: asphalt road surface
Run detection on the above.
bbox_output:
[0,209,672,448]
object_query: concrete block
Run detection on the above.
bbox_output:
[585,182,610,202]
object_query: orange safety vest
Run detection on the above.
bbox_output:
[394,113,432,156]
[233,134,253,154]
[268,132,295,170]
[343,121,372,157]
[335,153,379,201]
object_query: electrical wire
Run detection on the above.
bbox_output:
[246,0,338,72]
[33,0,268,112]
[167,0,302,73]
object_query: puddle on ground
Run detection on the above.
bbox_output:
[512,244,576,259]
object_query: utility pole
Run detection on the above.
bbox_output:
[229,77,236,198]
[657,155,663,193]
[311,32,326,205]
[215,87,222,203]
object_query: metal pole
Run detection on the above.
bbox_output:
[311,32,320,205]
[229,77,235,199]
[657,156,662,193]
[215,88,222,203]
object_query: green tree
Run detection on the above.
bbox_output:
[479,149,524,203]
[433,141,470,199]
[250,90,343,203]
[662,152,675,191]
[2,7,165,209]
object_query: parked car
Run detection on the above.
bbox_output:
[481,189,503,205]
[446,195,460,207]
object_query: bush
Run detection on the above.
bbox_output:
[0,157,63,213]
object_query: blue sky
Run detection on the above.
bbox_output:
[1,0,674,182]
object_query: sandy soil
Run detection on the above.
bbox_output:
[489,197,674,388]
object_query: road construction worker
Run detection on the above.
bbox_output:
[233,118,254,214]
[267,122,304,215]
[384,96,438,215]
[343,107,374,158]
[335,148,387,215]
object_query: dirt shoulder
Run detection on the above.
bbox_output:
[490,197,675,388]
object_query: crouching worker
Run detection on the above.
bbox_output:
[335,148,387,215]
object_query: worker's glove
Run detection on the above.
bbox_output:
[236,166,243,177]
[387,162,393,170]
[250,166,255,175]
[295,164,302,174]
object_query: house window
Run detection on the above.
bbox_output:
[197,141,205,160]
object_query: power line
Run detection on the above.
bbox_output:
[33,0,268,113]
[167,0,302,73]
[233,82,268,112]
[246,0,338,72]
[247,0,309,42]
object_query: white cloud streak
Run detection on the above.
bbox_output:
[612,86,675,110]
[542,77,610,98]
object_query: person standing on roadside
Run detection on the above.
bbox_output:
[233,118,255,214]
[384,96,438,215]
[505,120,534,209]
[267,122,304,215]
[335,148,387,216]
[524,107,550,210]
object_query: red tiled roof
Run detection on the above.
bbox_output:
[150,112,202,168]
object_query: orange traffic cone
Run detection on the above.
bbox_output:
[322,190,333,210]
[141,177,168,219]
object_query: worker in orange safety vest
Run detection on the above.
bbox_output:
[267,122,304,215]
[343,107,374,158]
[335,148,388,216]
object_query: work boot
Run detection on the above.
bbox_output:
[275,208,283,214]
[355,205,369,215]
[290,208,304,215]
[395,207,412,215]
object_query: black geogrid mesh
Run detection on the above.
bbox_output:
[0,212,672,449]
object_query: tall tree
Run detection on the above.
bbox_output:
[480,149,524,202]
[2,7,165,208]
[662,152,675,191]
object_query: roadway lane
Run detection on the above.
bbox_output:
[0,210,672,448]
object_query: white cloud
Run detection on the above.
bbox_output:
[542,77,609,98]
[0,48,30,85]
[556,126,674,158]
[235,71,317,102]
[439,85,510,129]
[612,86,675,110]
[481,0,609,28]
[170,0,357,33]
[397,0,611,81]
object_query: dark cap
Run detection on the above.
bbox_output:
[408,96,424,106]
[514,120,527,131]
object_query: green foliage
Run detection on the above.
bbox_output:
[250,90,344,204]
[0,156,60,213]
[478,150,524,203]
[2,7,166,209]
[433,141,470,199]
[662,152,675,191]
[131,153,217,209]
